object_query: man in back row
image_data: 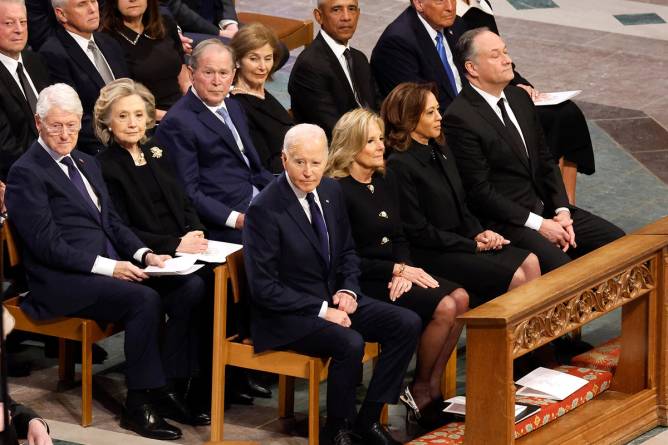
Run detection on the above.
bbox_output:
[444,28,624,271]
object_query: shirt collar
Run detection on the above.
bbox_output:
[65,29,95,54]
[38,136,71,163]
[320,29,350,60]
[191,86,227,114]
[416,10,441,42]
[470,83,507,110]
[0,52,22,73]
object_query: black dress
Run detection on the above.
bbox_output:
[231,90,293,174]
[338,172,460,324]
[387,139,530,306]
[106,15,184,110]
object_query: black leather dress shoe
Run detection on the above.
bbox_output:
[155,391,211,426]
[226,388,254,405]
[357,422,401,445]
[321,428,356,445]
[245,375,272,398]
[120,404,182,440]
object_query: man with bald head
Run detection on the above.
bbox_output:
[444,28,623,272]
[156,39,273,244]
[243,124,420,445]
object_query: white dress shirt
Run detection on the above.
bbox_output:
[65,30,115,80]
[469,84,569,230]
[39,138,148,276]
[320,30,359,104]
[0,52,38,101]
[415,12,462,93]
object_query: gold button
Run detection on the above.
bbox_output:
[379,211,388,218]
[381,237,389,245]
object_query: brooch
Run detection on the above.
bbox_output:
[150,147,163,158]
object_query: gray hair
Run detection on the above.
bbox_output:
[190,39,235,70]
[50,0,67,9]
[36,83,83,119]
[455,26,490,68]
[283,124,328,155]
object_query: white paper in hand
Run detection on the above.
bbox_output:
[516,367,588,400]
[175,240,242,263]
[534,90,582,107]
[144,255,198,276]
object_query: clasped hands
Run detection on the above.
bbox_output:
[323,291,357,328]
[474,229,509,252]
[387,264,440,302]
[539,211,577,252]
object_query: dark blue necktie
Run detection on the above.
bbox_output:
[306,192,329,265]
[435,32,458,96]
[60,157,119,259]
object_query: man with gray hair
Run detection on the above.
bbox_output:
[156,39,273,244]
[5,83,209,440]
[243,123,420,445]
[38,0,128,154]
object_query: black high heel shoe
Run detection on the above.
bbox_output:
[400,387,455,431]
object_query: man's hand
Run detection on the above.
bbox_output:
[176,230,209,254]
[113,261,149,281]
[235,213,245,230]
[387,275,412,301]
[178,33,193,55]
[219,23,239,39]
[27,419,53,445]
[474,229,510,251]
[0,180,6,213]
[539,218,571,251]
[396,264,439,288]
[145,253,171,267]
[553,211,577,249]
[332,291,357,314]
[324,307,351,327]
[516,83,540,101]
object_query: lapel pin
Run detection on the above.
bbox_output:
[379,211,388,218]
[325,199,330,203]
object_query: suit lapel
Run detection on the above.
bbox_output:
[73,152,108,222]
[315,33,358,107]
[463,86,531,171]
[505,90,537,173]
[0,63,36,134]
[143,146,186,230]
[318,186,336,267]
[225,98,263,169]
[57,28,105,89]
[193,99,247,165]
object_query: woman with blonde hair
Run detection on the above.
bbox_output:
[328,108,468,429]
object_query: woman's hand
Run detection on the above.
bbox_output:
[474,230,510,251]
[27,418,53,445]
[516,84,541,101]
[395,264,439,288]
[176,230,209,254]
[388,275,413,301]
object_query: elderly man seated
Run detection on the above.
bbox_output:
[5,83,208,440]
[243,123,421,445]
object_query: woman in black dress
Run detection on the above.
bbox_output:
[230,23,293,174]
[383,82,541,305]
[101,0,189,120]
[327,108,468,429]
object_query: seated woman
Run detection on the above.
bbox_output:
[101,0,189,121]
[230,23,293,174]
[327,108,469,429]
[383,82,541,305]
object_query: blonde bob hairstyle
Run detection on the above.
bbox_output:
[326,109,385,179]
[93,78,156,146]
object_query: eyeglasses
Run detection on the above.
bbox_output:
[43,123,81,135]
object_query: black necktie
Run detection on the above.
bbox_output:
[343,48,365,107]
[306,192,330,265]
[16,62,37,114]
[60,157,119,259]
[497,98,527,157]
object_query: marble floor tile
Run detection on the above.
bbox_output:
[575,100,647,120]
[507,0,560,10]
[614,12,667,25]
[629,150,668,183]
[596,117,668,152]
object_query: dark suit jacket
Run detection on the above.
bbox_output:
[444,84,569,229]
[370,7,467,112]
[155,89,273,243]
[39,27,129,155]
[0,51,50,181]
[179,0,236,29]
[1,397,45,444]
[288,32,379,137]
[97,141,206,255]
[243,174,363,352]
[386,140,482,254]
[5,141,145,319]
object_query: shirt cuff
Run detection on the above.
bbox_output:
[524,212,544,231]
[91,256,116,277]
[226,211,240,229]
[218,19,238,29]
[338,289,357,301]
[317,301,328,318]
[134,248,150,263]
[555,207,570,215]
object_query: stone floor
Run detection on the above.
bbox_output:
[6,0,668,444]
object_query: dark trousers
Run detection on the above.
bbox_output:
[497,206,625,273]
[70,274,205,390]
[282,298,420,421]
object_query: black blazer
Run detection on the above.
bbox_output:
[2,398,45,444]
[230,91,292,174]
[0,50,50,181]
[97,141,206,255]
[179,0,236,29]
[39,27,129,155]
[288,32,379,137]
[386,140,483,254]
[444,84,569,228]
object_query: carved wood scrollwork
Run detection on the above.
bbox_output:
[512,261,654,357]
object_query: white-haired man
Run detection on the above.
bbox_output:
[243,123,420,445]
[5,83,209,440]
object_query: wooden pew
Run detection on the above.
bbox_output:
[459,228,668,444]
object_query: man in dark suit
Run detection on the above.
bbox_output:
[156,39,273,244]
[38,0,128,155]
[444,28,624,272]
[244,124,420,445]
[0,0,50,183]
[5,83,208,439]
[288,0,379,138]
